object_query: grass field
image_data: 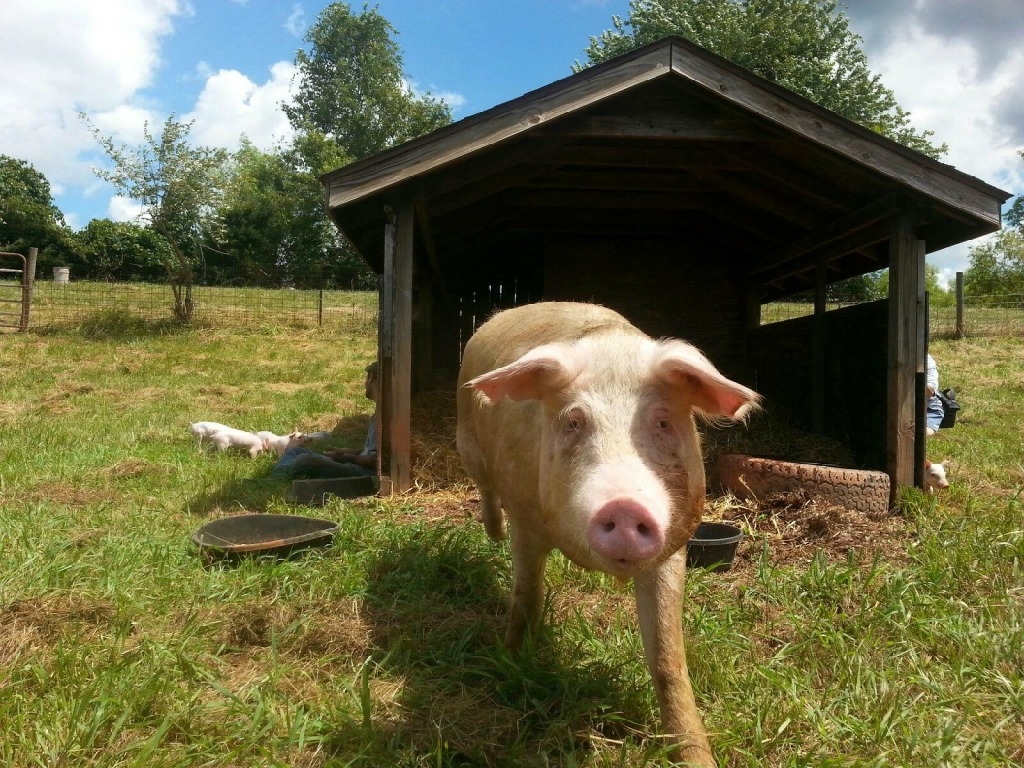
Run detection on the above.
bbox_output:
[0,309,1022,767]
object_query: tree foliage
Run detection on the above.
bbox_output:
[284,2,452,159]
[209,135,373,288]
[85,115,227,321]
[75,219,172,282]
[869,264,954,307]
[0,155,75,271]
[964,230,1024,298]
[963,149,1024,298]
[580,0,945,158]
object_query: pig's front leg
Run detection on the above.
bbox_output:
[634,552,715,767]
[504,522,550,650]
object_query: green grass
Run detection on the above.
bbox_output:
[0,317,1022,767]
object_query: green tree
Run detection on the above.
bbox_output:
[964,230,1024,298]
[210,135,374,288]
[963,150,1024,299]
[85,115,227,322]
[284,3,452,160]
[75,219,172,282]
[0,155,76,271]
[872,264,954,306]
[580,0,945,158]
[1003,150,1023,231]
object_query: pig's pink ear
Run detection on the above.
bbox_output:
[466,344,578,402]
[655,341,761,420]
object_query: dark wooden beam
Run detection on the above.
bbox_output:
[752,218,891,285]
[413,195,449,300]
[537,113,766,141]
[381,200,415,494]
[886,214,923,496]
[751,194,904,280]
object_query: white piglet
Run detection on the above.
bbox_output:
[190,421,232,443]
[924,460,949,493]
[256,430,312,457]
[209,426,266,458]
[457,302,760,767]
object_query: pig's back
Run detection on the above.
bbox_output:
[458,302,639,384]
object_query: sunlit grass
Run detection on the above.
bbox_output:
[0,320,1021,766]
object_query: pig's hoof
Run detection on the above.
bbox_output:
[712,454,890,516]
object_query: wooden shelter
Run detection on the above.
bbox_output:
[321,36,1010,495]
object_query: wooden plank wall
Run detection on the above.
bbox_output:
[543,238,750,383]
[756,300,888,470]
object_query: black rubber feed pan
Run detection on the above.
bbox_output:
[686,521,743,571]
[192,513,338,562]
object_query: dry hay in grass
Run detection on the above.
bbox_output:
[22,479,120,508]
[708,488,912,573]
[0,595,116,662]
[701,404,858,473]
[404,389,858,495]
[409,389,469,492]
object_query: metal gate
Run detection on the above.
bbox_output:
[0,250,35,331]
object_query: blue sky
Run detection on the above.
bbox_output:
[3,0,1022,278]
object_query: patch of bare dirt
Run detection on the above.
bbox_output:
[23,480,120,508]
[0,595,117,666]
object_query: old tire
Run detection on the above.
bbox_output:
[712,453,891,516]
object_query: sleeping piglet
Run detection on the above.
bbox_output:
[456,301,759,766]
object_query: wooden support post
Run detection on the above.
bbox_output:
[379,216,395,495]
[389,199,415,493]
[20,247,37,331]
[886,215,923,497]
[955,271,965,339]
[743,282,761,387]
[812,261,826,432]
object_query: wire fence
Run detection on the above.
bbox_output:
[6,278,1024,339]
[762,295,1024,338]
[8,280,378,332]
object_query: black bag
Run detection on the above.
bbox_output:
[938,388,961,429]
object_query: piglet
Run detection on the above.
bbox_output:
[924,460,949,493]
[457,302,759,767]
[209,426,266,458]
[190,421,232,443]
[256,430,312,458]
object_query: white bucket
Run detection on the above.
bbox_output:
[53,267,70,285]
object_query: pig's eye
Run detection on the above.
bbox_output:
[559,408,586,442]
[651,408,680,450]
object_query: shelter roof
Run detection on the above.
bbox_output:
[322,36,1010,300]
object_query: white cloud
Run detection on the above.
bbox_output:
[0,0,188,225]
[862,20,1024,274]
[285,4,306,37]
[108,196,146,223]
[185,62,298,151]
[871,30,1023,191]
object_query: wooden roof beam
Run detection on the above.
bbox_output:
[751,193,906,280]
[537,113,767,141]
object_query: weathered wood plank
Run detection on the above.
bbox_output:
[538,113,765,141]
[886,214,922,494]
[326,47,673,208]
[669,42,1005,227]
[390,200,415,493]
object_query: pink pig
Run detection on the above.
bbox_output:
[457,302,759,766]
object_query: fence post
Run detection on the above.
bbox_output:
[955,271,964,339]
[19,247,37,331]
[318,288,323,326]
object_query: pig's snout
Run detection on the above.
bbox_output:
[587,499,664,567]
